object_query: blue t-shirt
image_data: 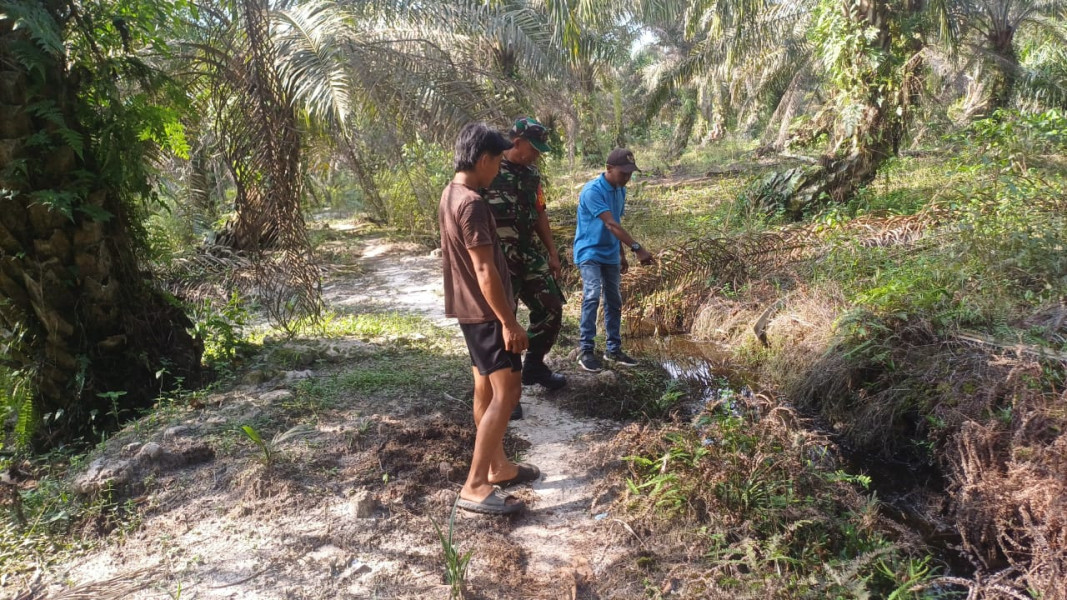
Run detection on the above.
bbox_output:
[574,174,625,265]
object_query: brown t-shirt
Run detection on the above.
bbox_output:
[439,182,515,323]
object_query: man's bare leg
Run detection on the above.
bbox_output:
[461,367,521,503]
[470,367,520,484]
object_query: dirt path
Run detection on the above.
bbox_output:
[18,233,627,600]
[322,234,454,328]
[506,395,619,586]
[338,234,626,593]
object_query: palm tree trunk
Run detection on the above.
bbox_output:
[965,30,1018,119]
[0,11,201,447]
[665,93,698,163]
[755,0,923,217]
[341,136,386,222]
[760,70,808,152]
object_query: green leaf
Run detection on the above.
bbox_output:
[241,425,263,445]
[1,0,64,56]
[76,204,114,223]
[55,128,84,159]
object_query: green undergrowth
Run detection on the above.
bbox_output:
[792,111,1067,454]
[292,310,458,344]
[287,348,472,417]
[608,386,940,598]
[677,111,1067,595]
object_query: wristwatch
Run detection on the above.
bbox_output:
[630,242,642,252]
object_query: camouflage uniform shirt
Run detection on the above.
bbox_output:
[484,158,543,249]
[483,158,565,359]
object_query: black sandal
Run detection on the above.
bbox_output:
[456,488,524,515]
[492,462,541,487]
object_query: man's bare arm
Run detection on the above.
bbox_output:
[534,208,562,278]
[468,244,529,353]
[596,212,655,265]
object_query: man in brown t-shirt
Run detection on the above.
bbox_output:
[441,122,539,515]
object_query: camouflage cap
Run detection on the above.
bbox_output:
[510,117,552,153]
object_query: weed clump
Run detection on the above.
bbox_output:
[605,387,937,598]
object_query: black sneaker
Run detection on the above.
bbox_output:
[511,402,524,421]
[578,351,603,372]
[604,350,638,367]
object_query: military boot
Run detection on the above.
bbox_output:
[522,356,566,390]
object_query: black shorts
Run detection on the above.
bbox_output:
[459,321,522,376]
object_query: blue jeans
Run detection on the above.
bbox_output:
[578,262,622,354]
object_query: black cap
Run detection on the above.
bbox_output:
[606,148,640,173]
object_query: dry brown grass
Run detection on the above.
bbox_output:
[947,394,1067,600]
[621,210,942,335]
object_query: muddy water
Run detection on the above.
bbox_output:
[629,333,973,575]
[627,335,743,388]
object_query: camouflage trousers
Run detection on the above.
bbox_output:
[502,241,565,362]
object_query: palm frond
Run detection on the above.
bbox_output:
[642,2,812,125]
[1016,39,1067,109]
[272,0,352,129]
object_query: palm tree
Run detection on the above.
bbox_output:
[937,0,1067,117]
[639,0,930,213]
[1014,34,1067,109]
[176,0,521,230]
[1,0,202,446]
[394,0,626,166]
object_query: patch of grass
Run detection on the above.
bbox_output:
[553,363,677,421]
[288,350,470,414]
[291,310,455,345]
[835,155,964,217]
[0,452,138,580]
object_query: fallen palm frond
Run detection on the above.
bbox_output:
[159,244,323,333]
[42,565,164,600]
[159,244,254,303]
[623,210,944,333]
[949,411,1067,600]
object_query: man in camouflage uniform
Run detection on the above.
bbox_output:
[484,117,567,416]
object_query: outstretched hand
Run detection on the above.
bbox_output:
[636,248,655,266]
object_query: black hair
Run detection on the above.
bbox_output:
[454,122,513,172]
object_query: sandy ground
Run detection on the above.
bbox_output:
[16,234,630,600]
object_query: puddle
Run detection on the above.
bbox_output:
[628,335,737,382]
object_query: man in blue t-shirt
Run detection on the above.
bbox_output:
[573,148,655,372]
